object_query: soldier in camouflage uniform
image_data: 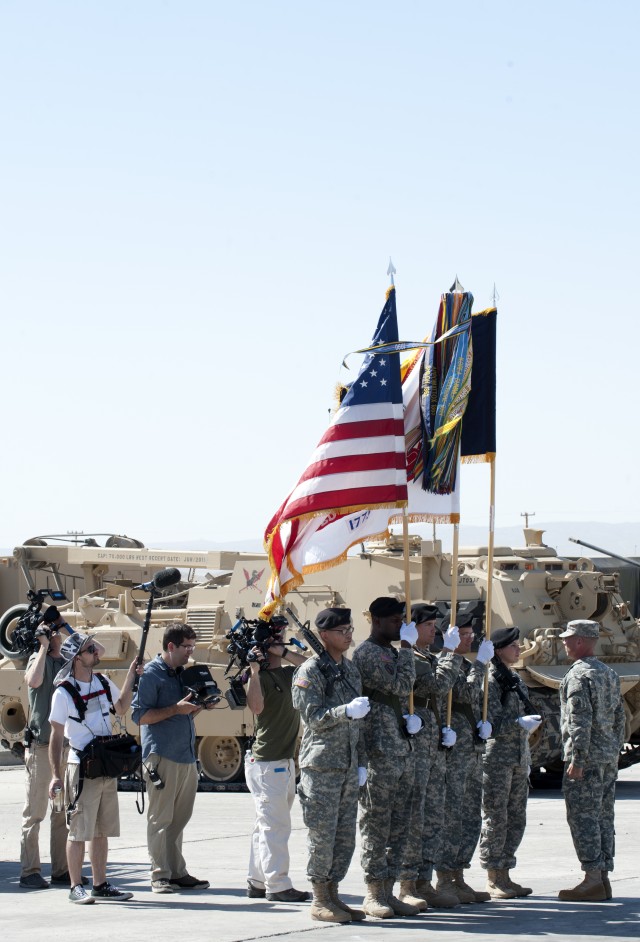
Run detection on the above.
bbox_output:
[397,603,463,910]
[435,619,494,904]
[292,607,369,923]
[479,626,542,899]
[353,596,421,919]
[557,619,625,902]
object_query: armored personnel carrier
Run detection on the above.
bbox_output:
[1,529,639,783]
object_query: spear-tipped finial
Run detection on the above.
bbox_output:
[492,283,500,306]
[387,257,396,286]
[450,275,464,293]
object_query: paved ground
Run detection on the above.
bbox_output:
[0,761,638,942]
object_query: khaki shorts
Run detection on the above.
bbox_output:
[65,764,120,842]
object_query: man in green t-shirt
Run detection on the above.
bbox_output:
[245,616,310,904]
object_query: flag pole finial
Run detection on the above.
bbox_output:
[387,257,396,286]
[450,275,464,293]
[492,283,500,306]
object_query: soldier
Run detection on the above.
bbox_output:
[434,618,494,904]
[292,607,369,924]
[352,596,421,919]
[557,619,625,902]
[479,626,542,898]
[397,603,463,910]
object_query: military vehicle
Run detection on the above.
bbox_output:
[1,529,639,784]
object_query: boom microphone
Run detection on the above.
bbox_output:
[134,567,182,592]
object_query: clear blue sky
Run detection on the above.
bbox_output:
[2,1,638,548]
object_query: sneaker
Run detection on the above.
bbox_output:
[266,887,311,902]
[69,884,95,905]
[19,873,49,890]
[169,874,210,890]
[247,880,266,898]
[51,872,90,886]
[151,879,176,894]
[91,882,133,902]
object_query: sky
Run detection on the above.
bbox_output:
[1,1,638,552]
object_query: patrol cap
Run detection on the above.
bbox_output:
[369,597,405,618]
[411,603,438,624]
[491,626,520,650]
[559,619,600,639]
[315,608,351,631]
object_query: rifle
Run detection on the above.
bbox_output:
[285,607,346,694]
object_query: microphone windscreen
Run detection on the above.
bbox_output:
[153,567,182,589]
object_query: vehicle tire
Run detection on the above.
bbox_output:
[0,605,28,660]
[197,735,246,783]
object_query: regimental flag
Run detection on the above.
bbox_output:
[461,307,497,463]
[262,286,408,615]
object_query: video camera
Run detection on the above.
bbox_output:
[8,589,70,658]
[181,664,221,708]
[223,615,306,709]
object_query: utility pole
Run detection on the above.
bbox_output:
[521,511,536,528]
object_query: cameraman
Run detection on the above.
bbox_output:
[245,616,310,903]
[19,607,72,889]
[132,622,212,895]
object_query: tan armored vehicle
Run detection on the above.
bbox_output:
[1,530,639,783]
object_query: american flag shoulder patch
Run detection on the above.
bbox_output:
[294,677,311,688]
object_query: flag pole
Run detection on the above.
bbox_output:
[445,521,460,726]
[482,455,496,719]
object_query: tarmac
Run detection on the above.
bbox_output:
[0,755,638,942]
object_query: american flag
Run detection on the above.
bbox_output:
[262,286,408,614]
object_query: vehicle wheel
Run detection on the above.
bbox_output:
[197,735,245,783]
[0,606,28,660]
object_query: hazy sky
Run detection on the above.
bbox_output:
[2,1,638,550]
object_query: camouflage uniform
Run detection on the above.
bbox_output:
[352,638,415,881]
[399,649,462,882]
[292,655,364,884]
[436,657,488,873]
[559,656,625,872]
[479,661,531,870]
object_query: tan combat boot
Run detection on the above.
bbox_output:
[601,871,612,900]
[398,880,429,912]
[310,881,351,922]
[384,878,421,916]
[453,869,490,903]
[558,871,607,902]
[436,869,473,904]
[362,880,394,919]
[505,871,532,897]
[486,868,518,899]
[328,881,366,921]
[415,878,460,908]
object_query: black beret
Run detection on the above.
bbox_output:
[492,626,520,650]
[412,603,438,624]
[369,597,405,618]
[43,605,61,625]
[315,608,351,631]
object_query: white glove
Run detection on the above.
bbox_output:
[441,726,457,748]
[345,696,370,719]
[476,639,494,664]
[442,625,460,651]
[358,766,368,787]
[403,713,423,735]
[517,714,542,733]
[399,621,418,646]
[476,719,492,739]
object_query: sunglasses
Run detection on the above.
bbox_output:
[326,626,354,636]
[84,644,99,654]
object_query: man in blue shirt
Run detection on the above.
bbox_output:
[132,622,211,894]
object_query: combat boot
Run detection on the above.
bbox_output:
[505,871,532,897]
[362,880,394,919]
[310,881,351,923]
[384,878,421,916]
[436,869,473,904]
[328,881,366,921]
[416,878,460,908]
[601,871,612,900]
[558,871,607,902]
[453,869,490,902]
[398,880,429,912]
[486,869,518,899]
